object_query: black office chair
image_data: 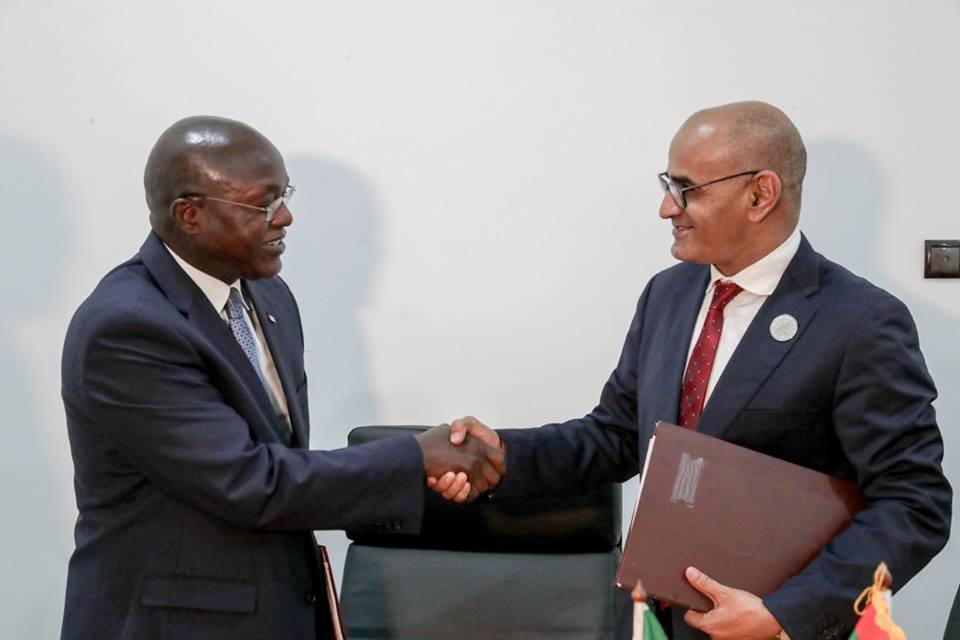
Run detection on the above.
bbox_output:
[339,426,631,640]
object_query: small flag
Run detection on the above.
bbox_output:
[849,562,906,640]
[633,601,668,640]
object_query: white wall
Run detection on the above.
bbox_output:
[1,1,957,637]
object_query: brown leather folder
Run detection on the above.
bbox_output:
[616,422,864,611]
[319,545,347,640]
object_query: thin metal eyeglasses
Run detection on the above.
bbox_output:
[189,184,296,222]
[658,171,758,209]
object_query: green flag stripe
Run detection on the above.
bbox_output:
[643,610,668,640]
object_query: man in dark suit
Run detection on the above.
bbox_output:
[60,115,505,639]
[430,101,951,639]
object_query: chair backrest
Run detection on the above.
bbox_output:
[339,425,631,640]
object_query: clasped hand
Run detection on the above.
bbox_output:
[423,416,504,503]
[416,421,506,502]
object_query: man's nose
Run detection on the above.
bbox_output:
[659,192,681,219]
[271,204,293,227]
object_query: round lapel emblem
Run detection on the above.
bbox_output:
[770,314,798,342]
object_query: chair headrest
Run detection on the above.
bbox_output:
[345,425,621,553]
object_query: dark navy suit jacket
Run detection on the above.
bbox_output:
[61,232,426,639]
[497,236,951,640]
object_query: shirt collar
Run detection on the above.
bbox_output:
[164,243,241,313]
[708,227,802,296]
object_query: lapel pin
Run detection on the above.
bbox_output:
[267,313,277,324]
[770,314,798,342]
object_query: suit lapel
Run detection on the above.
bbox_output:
[640,266,711,435]
[245,280,309,449]
[138,233,293,445]
[697,236,821,438]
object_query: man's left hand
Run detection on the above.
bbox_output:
[683,566,785,640]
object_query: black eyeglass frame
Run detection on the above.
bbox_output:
[658,171,759,209]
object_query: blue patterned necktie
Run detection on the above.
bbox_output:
[225,287,292,441]
[225,288,271,391]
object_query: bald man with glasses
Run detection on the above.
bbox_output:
[60,116,505,640]
[432,102,951,640]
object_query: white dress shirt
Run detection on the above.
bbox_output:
[164,245,290,427]
[684,228,802,409]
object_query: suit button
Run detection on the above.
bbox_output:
[305,591,317,605]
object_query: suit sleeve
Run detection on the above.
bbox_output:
[492,283,649,500]
[77,307,426,533]
[763,293,952,639]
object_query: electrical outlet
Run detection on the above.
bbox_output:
[925,240,960,278]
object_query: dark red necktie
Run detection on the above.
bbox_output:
[678,280,743,429]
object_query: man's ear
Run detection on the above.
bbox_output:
[747,170,782,222]
[170,197,202,235]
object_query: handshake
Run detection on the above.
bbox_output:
[414,416,504,503]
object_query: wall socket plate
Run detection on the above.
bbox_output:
[924,240,960,278]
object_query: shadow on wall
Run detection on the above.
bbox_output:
[0,135,72,638]
[282,154,384,443]
[803,138,959,637]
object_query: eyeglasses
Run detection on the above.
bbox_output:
[189,184,296,222]
[658,171,758,209]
